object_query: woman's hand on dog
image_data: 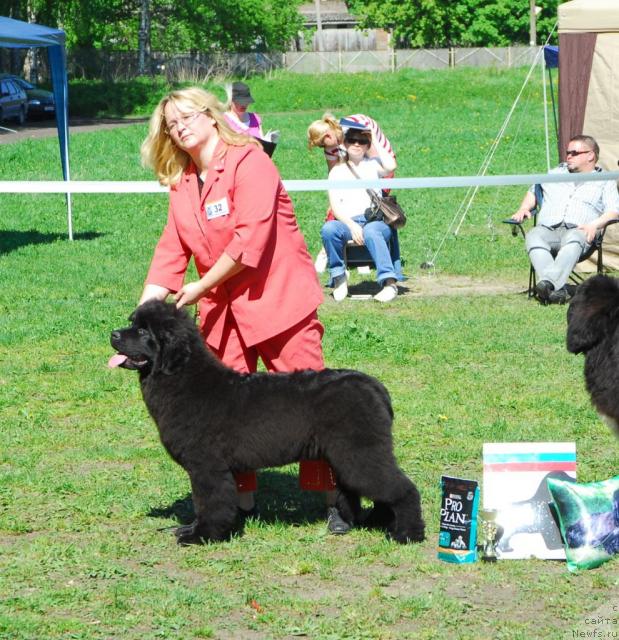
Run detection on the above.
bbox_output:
[174,281,208,308]
[174,254,247,308]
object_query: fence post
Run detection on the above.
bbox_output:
[391,47,395,72]
[449,47,455,68]
[338,49,342,73]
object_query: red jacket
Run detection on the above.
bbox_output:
[146,142,323,349]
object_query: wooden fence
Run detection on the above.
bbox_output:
[284,47,539,74]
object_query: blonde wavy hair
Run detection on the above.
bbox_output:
[307,113,343,150]
[141,87,260,186]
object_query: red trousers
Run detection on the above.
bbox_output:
[207,310,336,492]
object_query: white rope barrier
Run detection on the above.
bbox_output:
[1,170,618,194]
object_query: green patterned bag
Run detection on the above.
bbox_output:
[546,475,619,571]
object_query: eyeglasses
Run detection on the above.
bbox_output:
[164,111,202,134]
[566,148,592,157]
[345,138,370,146]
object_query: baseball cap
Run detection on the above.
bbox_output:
[232,82,255,106]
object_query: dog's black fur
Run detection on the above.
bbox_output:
[110,300,425,544]
[566,275,619,437]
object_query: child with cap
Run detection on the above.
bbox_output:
[224,82,264,139]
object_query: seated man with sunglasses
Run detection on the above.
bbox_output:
[511,134,619,304]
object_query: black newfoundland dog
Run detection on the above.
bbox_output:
[566,274,619,437]
[109,301,425,545]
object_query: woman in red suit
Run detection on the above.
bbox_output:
[139,87,349,534]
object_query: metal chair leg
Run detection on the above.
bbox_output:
[528,265,536,298]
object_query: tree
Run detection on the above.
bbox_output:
[157,0,305,53]
[137,0,150,74]
[0,0,305,53]
[346,0,559,48]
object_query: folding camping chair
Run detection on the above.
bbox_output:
[343,236,397,272]
[503,184,615,299]
[344,241,376,270]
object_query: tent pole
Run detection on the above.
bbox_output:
[542,53,551,171]
[48,44,72,240]
[66,193,73,241]
[546,66,558,146]
[63,137,72,241]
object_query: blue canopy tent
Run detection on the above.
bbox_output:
[0,16,72,239]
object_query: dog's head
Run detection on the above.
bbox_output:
[109,301,195,376]
[567,275,619,354]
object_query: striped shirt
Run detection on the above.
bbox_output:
[533,164,619,227]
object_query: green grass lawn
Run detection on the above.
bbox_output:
[0,67,617,640]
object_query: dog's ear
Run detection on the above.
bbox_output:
[159,327,191,375]
[566,276,619,354]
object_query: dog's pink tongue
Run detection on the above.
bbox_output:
[108,354,127,368]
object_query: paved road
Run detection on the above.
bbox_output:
[0,116,148,144]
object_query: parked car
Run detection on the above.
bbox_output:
[0,74,54,118]
[0,77,28,125]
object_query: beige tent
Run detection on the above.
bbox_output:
[558,0,619,269]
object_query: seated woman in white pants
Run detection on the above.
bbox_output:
[321,127,401,302]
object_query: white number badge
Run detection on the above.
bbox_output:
[205,198,230,220]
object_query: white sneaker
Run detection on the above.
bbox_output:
[332,274,348,302]
[374,283,398,302]
[314,248,328,273]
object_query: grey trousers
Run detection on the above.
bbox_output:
[525,224,591,290]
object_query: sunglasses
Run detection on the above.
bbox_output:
[565,148,592,157]
[345,138,370,146]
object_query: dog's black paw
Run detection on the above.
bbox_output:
[388,525,425,544]
[174,521,204,545]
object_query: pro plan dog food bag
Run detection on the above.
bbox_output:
[438,475,480,563]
